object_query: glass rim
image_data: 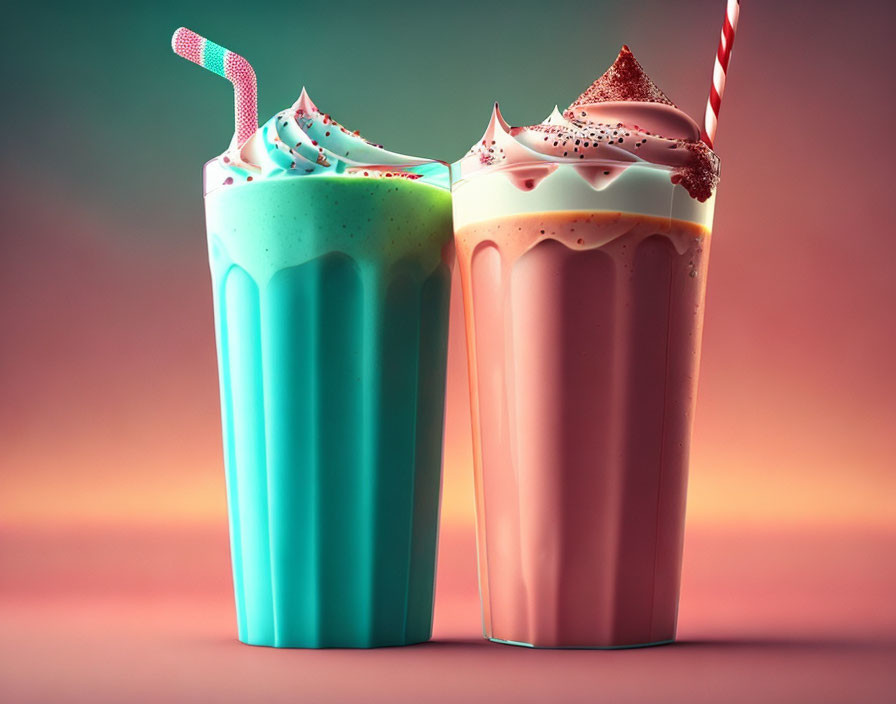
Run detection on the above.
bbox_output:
[202,156,450,172]
[451,157,683,184]
[202,157,451,196]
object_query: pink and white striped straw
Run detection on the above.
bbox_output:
[701,0,740,149]
[171,28,258,147]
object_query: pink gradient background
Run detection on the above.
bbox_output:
[2,1,895,701]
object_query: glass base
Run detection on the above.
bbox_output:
[238,636,432,649]
[488,636,675,650]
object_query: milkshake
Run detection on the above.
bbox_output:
[174,31,453,648]
[452,47,719,648]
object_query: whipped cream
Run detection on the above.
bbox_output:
[453,46,720,202]
[205,89,447,193]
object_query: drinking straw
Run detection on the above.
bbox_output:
[171,28,258,147]
[700,0,740,148]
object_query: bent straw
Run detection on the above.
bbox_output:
[171,28,258,147]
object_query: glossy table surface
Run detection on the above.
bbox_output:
[2,524,894,703]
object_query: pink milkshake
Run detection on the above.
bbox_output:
[452,47,720,648]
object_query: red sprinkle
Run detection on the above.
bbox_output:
[567,46,675,110]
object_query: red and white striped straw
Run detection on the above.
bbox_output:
[701,0,740,149]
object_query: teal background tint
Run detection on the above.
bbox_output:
[2,0,896,699]
[2,0,730,247]
[2,0,896,548]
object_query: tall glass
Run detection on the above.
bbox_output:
[452,160,715,648]
[204,169,453,647]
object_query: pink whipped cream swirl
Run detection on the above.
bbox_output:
[457,46,720,202]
